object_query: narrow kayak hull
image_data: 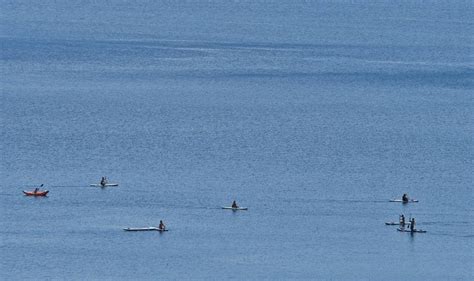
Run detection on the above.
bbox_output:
[397,228,426,233]
[123,227,168,232]
[23,190,49,196]
[222,207,248,210]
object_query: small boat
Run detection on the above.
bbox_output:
[397,228,426,233]
[222,206,248,211]
[23,190,49,196]
[123,227,168,232]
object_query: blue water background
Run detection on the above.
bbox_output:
[1,1,473,280]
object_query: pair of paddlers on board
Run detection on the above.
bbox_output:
[399,214,416,232]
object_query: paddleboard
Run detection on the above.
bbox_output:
[123,227,168,232]
[90,183,119,187]
[385,222,411,226]
[389,199,418,203]
[222,207,248,210]
[397,228,426,233]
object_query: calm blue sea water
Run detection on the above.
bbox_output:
[1,0,473,280]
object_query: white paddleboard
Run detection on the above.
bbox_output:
[222,207,248,210]
[385,222,412,226]
[123,227,168,232]
[90,183,119,187]
[389,199,418,203]
[397,228,426,233]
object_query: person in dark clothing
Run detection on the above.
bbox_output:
[100,177,107,186]
[410,218,415,232]
[402,193,409,203]
[231,200,238,208]
[399,214,406,228]
[158,220,166,230]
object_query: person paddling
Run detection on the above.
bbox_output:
[231,200,238,208]
[100,177,107,186]
[402,193,409,203]
[34,184,44,194]
[410,218,415,232]
[158,220,166,230]
[399,214,406,228]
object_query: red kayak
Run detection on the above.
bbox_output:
[23,190,49,196]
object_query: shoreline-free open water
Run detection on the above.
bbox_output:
[1,1,472,280]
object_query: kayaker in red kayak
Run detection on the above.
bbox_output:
[33,184,43,194]
[23,184,48,196]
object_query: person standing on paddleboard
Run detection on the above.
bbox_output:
[410,218,415,232]
[399,214,406,228]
